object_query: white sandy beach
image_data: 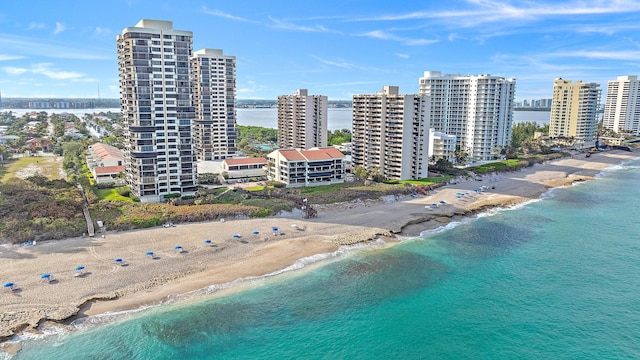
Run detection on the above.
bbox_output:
[0,149,637,350]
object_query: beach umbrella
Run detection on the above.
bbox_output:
[41,273,51,279]
[271,227,279,232]
[75,266,85,271]
[174,245,183,250]
[3,282,14,288]
[291,224,298,228]
[204,239,212,244]
[232,234,241,239]
[252,231,260,235]
[439,200,446,204]
[146,251,155,256]
[114,258,123,263]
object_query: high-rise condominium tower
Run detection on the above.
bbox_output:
[352,86,430,180]
[277,89,327,150]
[549,78,601,141]
[419,71,516,161]
[117,19,198,203]
[191,49,237,160]
[603,75,640,135]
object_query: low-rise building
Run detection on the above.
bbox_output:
[86,143,125,184]
[428,130,456,164]
[26,137,52,152]
[221,157,268,180]
[266,147,345,187]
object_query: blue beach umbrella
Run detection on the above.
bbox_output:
[114,258,123,263]
[252,231,260,235]
[439,200,446,204]
[3,282,14,288]
[204,239,212,244]
[232,234,241,239]
[271,227,279,232]
[175,245,183,250]
[75,266,85,271]
[41,273,51,279]
[146,251,155,256]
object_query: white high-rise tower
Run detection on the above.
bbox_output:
[117,19,198,202]
[191,49,237,160]
[351,86,430,180]
[603,75,640,135]
[277,89,328,150]
[419,71,516,161]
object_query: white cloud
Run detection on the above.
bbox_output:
[26,22,46,31]
[269,16,330,32]
[0,33,111,60]
[396,53,410,59]
[54,22,65,35]
[550,50,640,61]
[202,6,256,23]
[31,63,83,79]
[3,66,28,75]
[0,54,25,61]
[94,27,111,36]
[310,55,355,69]
[359,30,438,46]
[353,0,640,28]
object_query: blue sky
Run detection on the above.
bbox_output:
[1,0,640,101]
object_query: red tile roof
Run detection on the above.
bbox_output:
[224,157,267,166]
[94,165,125,174]
[278,149,306,161]
[277,147,345,161]
[304,147,345,160]
[90,143,124,160]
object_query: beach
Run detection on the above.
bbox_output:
[0,149,637,350]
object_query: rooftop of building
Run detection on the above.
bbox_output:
[272,147,345,162]
[89,143,124,160]
[223,157,268,166]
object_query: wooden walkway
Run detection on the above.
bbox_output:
[76,184,95,237]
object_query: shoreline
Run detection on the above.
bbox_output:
[1,149,638,352]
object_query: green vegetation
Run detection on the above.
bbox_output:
[94,188,134,202]
[237,125,277,156]
[400,176,453,185]
[327,128,351,146]
[0,176,86,243]
[0,156,63,182]
[295,182,410,204]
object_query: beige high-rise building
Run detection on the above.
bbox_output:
[117,19,198,202]
[277,89,327,150]
[603,75,640,135]
[191,49,237,160]
[351,86,430,180]
[419,71,516,161]
[549,78,601,141]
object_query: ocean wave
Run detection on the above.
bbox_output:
[198,242,383,296]
[9,242,384,350]
[418,219,467,238]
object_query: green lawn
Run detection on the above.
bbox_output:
[400,176,453,185]
[94,188,134,201]
[299,182,354,195]
[471,159,522,174]
[1,156,64,182]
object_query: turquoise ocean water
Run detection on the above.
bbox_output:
[12,158,640,359]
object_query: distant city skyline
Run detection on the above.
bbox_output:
[2,1,640,100]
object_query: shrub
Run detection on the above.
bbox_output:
[250,208,271,218]
[96,182,116,189]
[116,186,131,197]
